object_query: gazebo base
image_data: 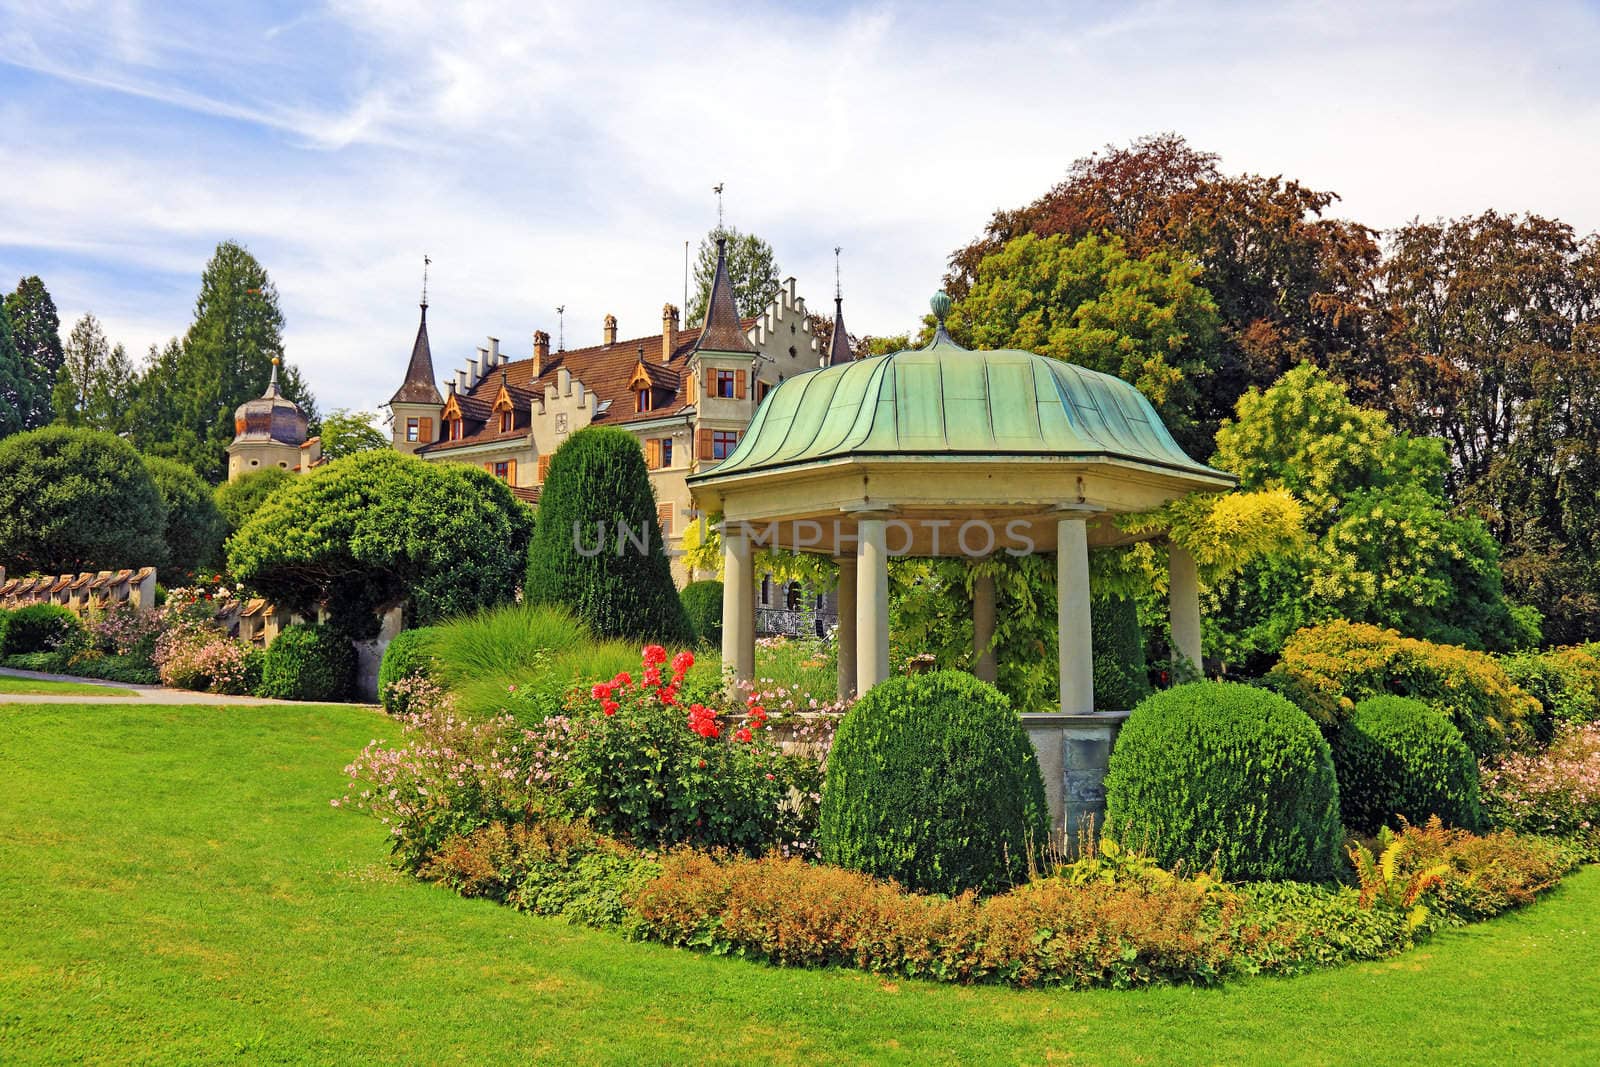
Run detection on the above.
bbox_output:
[1020,710,1132,852]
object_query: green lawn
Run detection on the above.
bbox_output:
[0,674,135,696]
[2,703,1598,1065]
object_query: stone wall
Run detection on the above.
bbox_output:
[1021,710,1131,849]
[0,566,157,615]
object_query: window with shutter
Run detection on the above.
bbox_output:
[697,428,713,459]
[645,439,660,469]
[406,417,419,442]
[657,502,674,535]
[419,417,433,442]
[537,454,551,482]
[507,458,517,484]
[734,369,746,399]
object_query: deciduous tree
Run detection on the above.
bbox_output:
[688,225,781,325]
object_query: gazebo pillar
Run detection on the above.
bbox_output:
[1169,542,1203,675]
[835,554,858,699]
[972,570,997,684]
[720,524,755,691]
[1056,513,1095,714]
[856,516,890,691]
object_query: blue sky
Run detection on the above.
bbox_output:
[2,0,1598,414]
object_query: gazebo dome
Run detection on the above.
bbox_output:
[696,312,1227,485]
[232,358,307,447]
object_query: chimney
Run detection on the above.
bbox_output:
[487,336,500,367]
[475,346,489,384]
[455,368,468,393]
[603,314,618,346]
[661,303,679,363]
[468,355,480,387]
[532,330,550,376]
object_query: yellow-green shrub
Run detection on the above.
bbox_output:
[1270,621,1537,756]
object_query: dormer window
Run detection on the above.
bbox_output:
[637,387,653,413]
[499,411,512,433]
[450,419,464,441]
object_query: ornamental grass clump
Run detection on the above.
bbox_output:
[820,671,1047,896]
[1332,695,1481,834]
[1104,681,1342,881]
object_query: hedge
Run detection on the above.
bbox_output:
[1332,695,1481,834]
[257,624,355,702]
[680,580,724,646]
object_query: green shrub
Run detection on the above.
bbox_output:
[524,426,692,644]
[680,580,723,646]
[0,607,10,652]
[1500,648,1600,735]
[72,652,159,685]
[1104,681,1342,881]
[143,455,225,572]
[378,627,440,713]
[258,624,355,701]
[214,467,293,537]
[0,603,85,657]
[820,670,1047,895]
[1269,620,1537,757]
[2,651,67,672]
[1332,696,1481,834]
[1092,593,1151,710]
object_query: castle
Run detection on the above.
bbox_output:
[385,239,853,583]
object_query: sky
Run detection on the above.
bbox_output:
[2,0,1598,414]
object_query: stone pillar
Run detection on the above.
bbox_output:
[972,569,996,684]
[856,517,890,692]
[1056,515,1094,715]
[1169,542,1203,676]
[721,525,755,691]
[835,555,858,700]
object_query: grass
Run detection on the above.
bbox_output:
[3,702,1598,1064]
[0,674,135,696]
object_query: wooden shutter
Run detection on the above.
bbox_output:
[537,454,551,482]
[657,502,673,535]
[419,417,432,442]
[506,459,517,484]
[706,371,716,398]
[734,369,747,399]
[645,439,660,470]
[483,461,493,472]
[697,428,712,459]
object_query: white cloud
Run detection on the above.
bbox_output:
[1,0,1598,413]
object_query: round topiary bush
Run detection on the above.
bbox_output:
[0,603,85,657]
[820,670,1048,896]
[1332,695,1481,834]
[377,626,439,713]
[1104,680,1342,881]
[258,624,355,702]
[680,580,723,646]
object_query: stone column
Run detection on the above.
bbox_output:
[835,555,858,700]
[1056,514,1094,715]
[972,569,997,683]
[856,517,890,692]
[1168,542,1203,676]
[721,524,755,691]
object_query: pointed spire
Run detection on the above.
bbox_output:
[391,296,444,405]
[263,356,282,397]
[827,247,853,365]
[694,237,757,354]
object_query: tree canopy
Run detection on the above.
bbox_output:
[228,450,532,634]
[0,299,25,439]
[317,409,389,460]
[214,467,293,538]
[0,426,167,572]
[688,225,781,325]
[143,455,225,574]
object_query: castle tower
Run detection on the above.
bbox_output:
[391,300,444,455]
[226,357,316,481]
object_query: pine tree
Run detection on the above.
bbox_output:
[525,426,693,643]
[0,301,26,439]
[4,276,64,429]
[160,241,316,480]
[53,312,110,427]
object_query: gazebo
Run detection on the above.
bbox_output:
[687,294,1236,835]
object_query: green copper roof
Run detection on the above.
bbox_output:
[690,321,1230,484]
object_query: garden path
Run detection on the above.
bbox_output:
[0,666,375,706]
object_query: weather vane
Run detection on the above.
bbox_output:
[421,253,431,307]
[834,246,842,301]
[556,305,566,351]
[713,182,724,228]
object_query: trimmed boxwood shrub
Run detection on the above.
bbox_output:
[378,626,440,713]
[1332,695,1481,834]
[820,670,1048,896]
[258,624,355,701]
[1092,593,1151,710]
[0,607,10,653]
[680,580,723,646]
[0,603,84,657]
[524,427,692,644]
[1105,681,1343,881]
